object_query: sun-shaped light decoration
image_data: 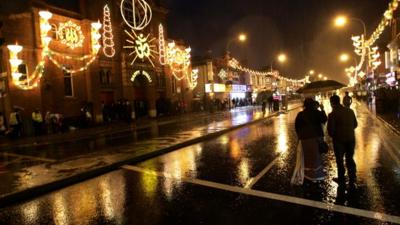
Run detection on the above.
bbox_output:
[123,30,157,67]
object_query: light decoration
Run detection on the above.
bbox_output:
[131,70,152,83]
[57,20,85,49]
[158,24,166,65]
[123,30,157,67]
[166,41,191,80]
[102,5,116,57]
[47,21,101,74]
[120,0,152,31]
[8,10,102,90]
[365,0,398,48]
[188,69,199,90]
[228,57,306,83]
[369,46,381,70]
[218,69,227,80]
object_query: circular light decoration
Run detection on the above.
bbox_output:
[58,20,84,49]
[131,70,152,83]
[123,30,157,67]
[120,0,152,31]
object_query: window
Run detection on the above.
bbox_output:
[100,69,112,85]
[16,64,28,83]
[63,68,73,97]
[157,73,166,88]
[51,24,58,40]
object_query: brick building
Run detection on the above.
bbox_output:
[0,0,194,132]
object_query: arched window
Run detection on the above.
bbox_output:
[51,24,58,40]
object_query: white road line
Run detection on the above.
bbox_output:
[2,152,56,163]
[245,156,280,188]
[122,165,400,224]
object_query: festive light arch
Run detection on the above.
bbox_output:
[131,70,152,83]
[102,4,116,57]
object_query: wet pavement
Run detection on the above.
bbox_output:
[0,100,399,224]
[0,105,303,206]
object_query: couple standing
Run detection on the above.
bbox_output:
[293,95,358,186]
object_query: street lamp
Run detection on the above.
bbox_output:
[226,32,247,53]
[333,15,367,38]
[309,70,315,75]
[318,73,323,79]
[271,53,287,72]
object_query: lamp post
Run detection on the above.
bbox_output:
[225,33,247,109]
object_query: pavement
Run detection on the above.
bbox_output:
[0,102,302,207]
[1,100,399,225]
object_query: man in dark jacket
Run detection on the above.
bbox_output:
[328,95,358,185]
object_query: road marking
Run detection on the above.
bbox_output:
[245,156,281,188]
[122,165,400,224]
[2,152,56,163]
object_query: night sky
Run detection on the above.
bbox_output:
[3,0,393,82]
[165,0,392,82]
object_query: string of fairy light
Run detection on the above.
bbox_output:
[228,58,307,84]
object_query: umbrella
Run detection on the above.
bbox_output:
[256,90,272,103]
[297,80,345,94]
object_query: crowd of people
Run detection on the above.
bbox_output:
[0,107,65,139]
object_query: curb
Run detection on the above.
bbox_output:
[0,106,301,208]
[358,102,400,136]
[0,108,255,150]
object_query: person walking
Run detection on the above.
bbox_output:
[328,95,358,186]
[343,91,352,108]
[32,108,43,136]
[294,98,328,183]
[9,108,22,138]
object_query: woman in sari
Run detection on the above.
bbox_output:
[294,98,327,182]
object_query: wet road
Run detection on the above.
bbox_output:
[1,101,400,225]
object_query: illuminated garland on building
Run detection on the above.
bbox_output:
[366,0,398,48]
[159,24,166,65]
[166,41,191,80]
[120,0,152,31]
[7,11,102,90]
[102,5,116,57]
[123,30,158,67]
[229,57,306,83]
[188,69,199,90]
[58,20,85,49]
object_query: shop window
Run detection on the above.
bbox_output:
[63,68,73,97]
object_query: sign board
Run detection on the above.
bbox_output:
[231,84,247,93]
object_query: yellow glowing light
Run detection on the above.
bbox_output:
[124,30,157,67]
[277,53,287,63]
[166,42,192,80]
[188,69,199,90]
[334,15,347,27]
[120,0,152,31]
[58,21,84,49]
[339,53,349,62]
[7,44,23,54]
[102,5,116,58]
[238,33,247,42]
[309,70,315,75]
[159,24,166,65]
[131,70,152,83]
